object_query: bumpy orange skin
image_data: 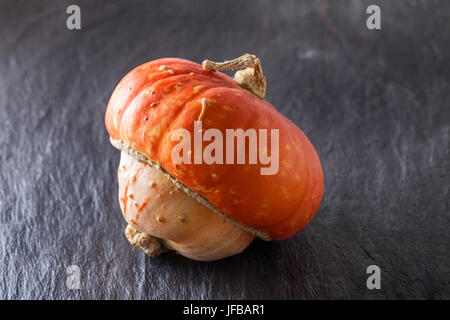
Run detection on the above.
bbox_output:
[105,58,324,240]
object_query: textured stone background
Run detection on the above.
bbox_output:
[0,0,449,299]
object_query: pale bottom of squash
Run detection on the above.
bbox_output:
[117,151,255,261]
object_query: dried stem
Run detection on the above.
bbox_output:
[202,53,266,99]
[125,224,168,256]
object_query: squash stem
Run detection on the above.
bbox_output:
[202,53,266,99]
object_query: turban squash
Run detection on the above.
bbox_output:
[105,54,323,261]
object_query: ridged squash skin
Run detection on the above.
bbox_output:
[105,58,324,240]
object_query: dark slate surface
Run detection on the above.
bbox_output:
[0,0,449,300]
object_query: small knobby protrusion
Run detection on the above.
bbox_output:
[125,224,167,256]
[202,53,267,99]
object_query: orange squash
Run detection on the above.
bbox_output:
[105,54,323,258]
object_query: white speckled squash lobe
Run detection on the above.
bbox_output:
[118,151,254,261]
